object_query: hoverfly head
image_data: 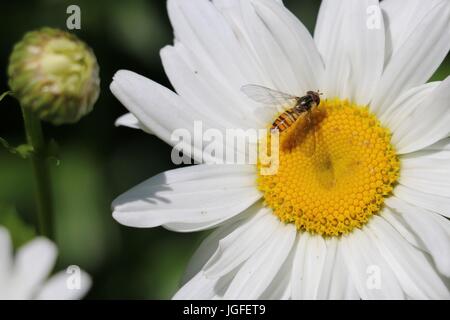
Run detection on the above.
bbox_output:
[307,90,321,106]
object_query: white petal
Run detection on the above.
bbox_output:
[115,113,140,129]
[0,227,12,290]
[241,0,323,94]
[173,271,235,300]
[181,219,244,284]
[326,243,357,299]
[167,0,262,89]
[293,236,327,300]
[162,195,257,233]
[212,0,278,86]
[372,1,450,114]
[402,138,450,160]
[400,147,450,198]
[341,228,404,299]
[381,207,421,249]
[314,0,385,105]
[316,238,337,299]
[203,208,278,278]
[389,77,450,154]
[162,201,255,233]
[112,164,261,230]
[161,43,262,130]
[368,216,449,299]
[291,232,307,299]
[385,197,450,277]
[224,222,296,299]
[110,70,217,163]
[343,272,360,300]
[10,238,57,299]
[381,0,446,65]
[378,82,439,133]
[292,235,354,300]
[260,247,295,300]
[36,269,91,300]
[115,113,153,134]
[393,185,450,218]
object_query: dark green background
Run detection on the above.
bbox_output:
[0,0,448,299]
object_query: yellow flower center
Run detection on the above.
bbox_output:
[258,98,400,237]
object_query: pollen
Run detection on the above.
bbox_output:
[257,98,400,237]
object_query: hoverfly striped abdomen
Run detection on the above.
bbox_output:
[271,107,303,132]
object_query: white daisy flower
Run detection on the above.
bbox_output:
[0,226,91,300]
[110,0,450,299]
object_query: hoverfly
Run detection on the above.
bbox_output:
[241,84,322,154]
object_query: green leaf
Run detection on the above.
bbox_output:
[0,136,60,163]
[0,137,34,159]
[0,203,36,249]
[0,91,10,102]
[14,144,34,159]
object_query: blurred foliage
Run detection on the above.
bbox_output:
[0,0,448,299]
[0,203,36,248]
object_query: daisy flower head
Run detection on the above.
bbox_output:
[0,226,91,300]
[111,0,450,299]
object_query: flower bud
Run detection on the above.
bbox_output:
[8,28,100,125]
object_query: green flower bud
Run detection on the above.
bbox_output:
[8,28,100,125]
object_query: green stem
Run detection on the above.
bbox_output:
[21,107,54,240]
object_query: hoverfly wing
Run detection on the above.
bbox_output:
[241,84,298,109]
